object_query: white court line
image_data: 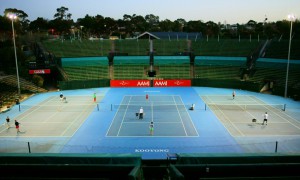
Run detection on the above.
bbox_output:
[123,121,182,124]
[67,104,97,137]
[42,101,72,123]
[0,125,11,134]
[204,95,252,96]
[234,121,294,124]
[0,135,72,138]
[128,95,178,96]
[151,102,154,123]
[129,100,179,103]
[116,96,133,136]
[173,96,188,136]
[61,104,94,136]
[18,96,56,121]
[107,95,198,137]
[205,96,245,136]
[211,100,257,103]
[232,100,257,120]
[56,95,105,97]
[21,122,70,124]
[106,96,126,137]
[178,96,199,137]
[249,96,300,130]
[108,135,198,138]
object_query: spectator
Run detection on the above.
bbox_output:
[15,120,20,133]
[139,107,144,119]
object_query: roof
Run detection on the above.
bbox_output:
[137,31,202,40]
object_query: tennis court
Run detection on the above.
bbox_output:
[106,95,198,137]
[0,87,300,159]
[202,95,300,137]
[0,95,103,137]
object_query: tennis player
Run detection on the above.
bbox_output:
[15,120,20,133]
[93,93,96,102]
[232,90,236,99]
[6,116,10,129]
[262,112,268,125]
[139,107,144,119]
[149,121,154,135]
[146,94,149,101]
[60,93,63,101]
[190,104,195,110]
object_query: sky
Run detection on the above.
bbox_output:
[0,0,299,24]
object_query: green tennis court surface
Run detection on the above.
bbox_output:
[0,95,102,137]
[201,95,300,137]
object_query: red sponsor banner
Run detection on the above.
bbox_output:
[29,69,51,74]
[110,80,150,87]
[153,80,191,87]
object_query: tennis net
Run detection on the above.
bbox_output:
[205,103,286,111]
[112,104,189,112]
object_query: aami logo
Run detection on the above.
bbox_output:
[137,81,150,86]
[119,81,129,86]
[34,70,45,74]
[154,81,168,86]
[174,80,183,85]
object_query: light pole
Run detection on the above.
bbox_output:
[284,14,295,98]
[8,13,21,97]
[80,26,84,40]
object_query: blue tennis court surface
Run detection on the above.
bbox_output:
[1,87,300,159]
[107,95,198,137]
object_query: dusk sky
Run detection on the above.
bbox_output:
[0,0,299,24]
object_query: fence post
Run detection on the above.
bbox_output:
[28,142,31,153]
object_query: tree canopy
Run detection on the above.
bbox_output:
[0,6,299,40]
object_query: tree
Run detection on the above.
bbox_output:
[173,18,186,32]
[275,20,290,39]
[51,7,74,35]
[264,22,280,39]
[94,15,105,37]
[131,15,146,32]
[4,8,29,33]
[0,15,11,32]
[29,17,49,33]
[186,20,205,33]
[205,21,219,37]
[145,14,160,31]
[159,19,174,32]
[54,6,70,20]
[4,8,28,22]
[77,14,96,37]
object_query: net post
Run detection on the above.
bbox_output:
[19,104,21,111]
[275,141,278,153]
[283,104,286,111]
[97,104,99,111]
[28,142,31,153]
[205,104,207,111]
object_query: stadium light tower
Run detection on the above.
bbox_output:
[284,14,296,98]
[80,26,84,37]
[7,13,21,96]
